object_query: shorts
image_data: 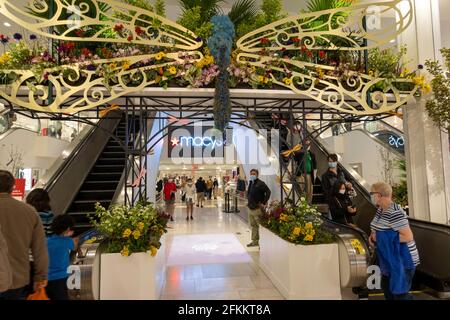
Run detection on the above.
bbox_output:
[165,199,175,206]
[186,197,194,204]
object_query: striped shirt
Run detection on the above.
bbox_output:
[39,211,55,237]
[370,203,420,266]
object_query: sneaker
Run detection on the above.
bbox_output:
[246,242,259,247]
[170,216,174,221]
[196,204,199,207]
[190,216,193,220]
[201,205,204,208]
[186,217,189,221]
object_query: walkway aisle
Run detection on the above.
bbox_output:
[161,199,284,300]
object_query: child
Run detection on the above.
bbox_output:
[26,188,55,237]
[46,215,78,300]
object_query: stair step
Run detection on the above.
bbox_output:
[100,151,126,158]
[96,158,124,165]
[69,200,110,212]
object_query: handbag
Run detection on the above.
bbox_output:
[335,197,357,216]
[27,288,49,300]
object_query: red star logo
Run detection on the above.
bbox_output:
[171,137,180,146]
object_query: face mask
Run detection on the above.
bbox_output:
[329,162,337,168]
[370,194,378,206]
[250,175,257,182]
[339,189,346,195]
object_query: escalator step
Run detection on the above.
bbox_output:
[91,165,125,173]
[96,158,124,166]
[69,200,110,212]
[87,172,122,181]
[82,181,120,190]
[66,212,92,224]
[101,151,126,158]
[75,190,117,201]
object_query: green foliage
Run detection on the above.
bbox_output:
[154,0,166,17]
[260,199,335,245]
[228,0,258,29]
[392,159,408,207]
[177,6,213,40]
[179,0,223,23]
[121,0,153,11]
[90,202,169,256]
[425,48,450,133]
[305,0,353,12]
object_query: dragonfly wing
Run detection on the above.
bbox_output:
[237,52,418,115]
[237,0,412,52]
[0,51,203,113]
[0,0,202,50]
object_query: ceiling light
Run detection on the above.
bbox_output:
[3,22,11,27]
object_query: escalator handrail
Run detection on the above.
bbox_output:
[352,128,405,158]
[377,119,404,137]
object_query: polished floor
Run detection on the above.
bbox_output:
[161,198,285,300]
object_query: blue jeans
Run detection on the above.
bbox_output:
[0,286,28,300]
[381,269,415,300]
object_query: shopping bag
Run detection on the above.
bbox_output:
[27,288,49,300]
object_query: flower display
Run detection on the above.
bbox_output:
[260,199,335,245]
[90,201,169,257]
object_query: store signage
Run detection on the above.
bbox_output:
[12,178,26,200]
[388,135,404,149]
[168,126,226,158]
[373,131,405,154]
[178,136,224,148]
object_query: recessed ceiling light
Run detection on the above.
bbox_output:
[3,22,11,27]
[389,39,396,44]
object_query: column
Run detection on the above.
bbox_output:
[399,0,450,224]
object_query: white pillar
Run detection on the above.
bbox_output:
[146,113,166,203]
[399,0,450,224]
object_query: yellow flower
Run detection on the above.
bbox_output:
[122,61,130,70]
[110,62,117,69]
[316,67,325,79]
[137,222,145,231]
[263,77,269,84]
[168,66,177,75]
[122,228,132,238]
[292,227,301,236]
[150,245,158,257]
[120,245,130,257]
[304,234,314,242]
[413,75,425,86]
[132,230,141,240]
[155,52,165,61]
[368,70,374,77]
[305,222,313,230]
[258,75,265,83]
[0,53,11,64]
[283,77,292,85]
[422,83,432,94]
[159,229,165,235]
[279,213,288,222]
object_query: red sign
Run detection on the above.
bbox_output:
[12,179,26,200]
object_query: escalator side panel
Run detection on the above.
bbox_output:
[47,113,122,215]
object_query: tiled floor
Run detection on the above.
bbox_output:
[160,198,284,300]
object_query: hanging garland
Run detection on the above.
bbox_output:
[208,15,235,131]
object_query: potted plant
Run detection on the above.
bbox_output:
[258,198,340,299]
[90,201,169,300]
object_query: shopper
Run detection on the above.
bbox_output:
[183,178,196,220]
[206,177,214,200]
[0,170,48,300]
[246,169,271,247]
[163,177,177,221]
[236,176,247,197]
[213,177,219,199]
[369,182,420,300]
[321,154,346,203]
[46,215,78,300]
[329,182,357,225]
[26,188,55,237]
[0,225,12,293]
[195,177,206,208]
[294,138,317,205]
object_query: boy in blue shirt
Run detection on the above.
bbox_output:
[46,215,78,300]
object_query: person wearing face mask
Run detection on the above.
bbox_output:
[246,169,271,247]
[328,182,357,225]
[182,179,196,220]
[163,177,177,221]
[294,138,317,205]
[321,153,349,204]
[369,182,419,300]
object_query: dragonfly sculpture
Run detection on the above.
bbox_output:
[0,0,417,116]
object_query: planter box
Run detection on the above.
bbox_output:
[259,226,341,300]
[99,236,166,300]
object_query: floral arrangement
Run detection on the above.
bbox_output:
[260,198,335,245]
[90,201,169,257]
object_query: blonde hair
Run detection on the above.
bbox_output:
[371,182,393,197]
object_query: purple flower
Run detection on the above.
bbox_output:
[418,64,424,70]
[195,37,202,42]
[29,34,37,40]
[87,64,96,71]
[13,33,22,40]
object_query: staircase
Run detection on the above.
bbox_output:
[66,115,138,234]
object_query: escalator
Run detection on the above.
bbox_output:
[253,112,450,298]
